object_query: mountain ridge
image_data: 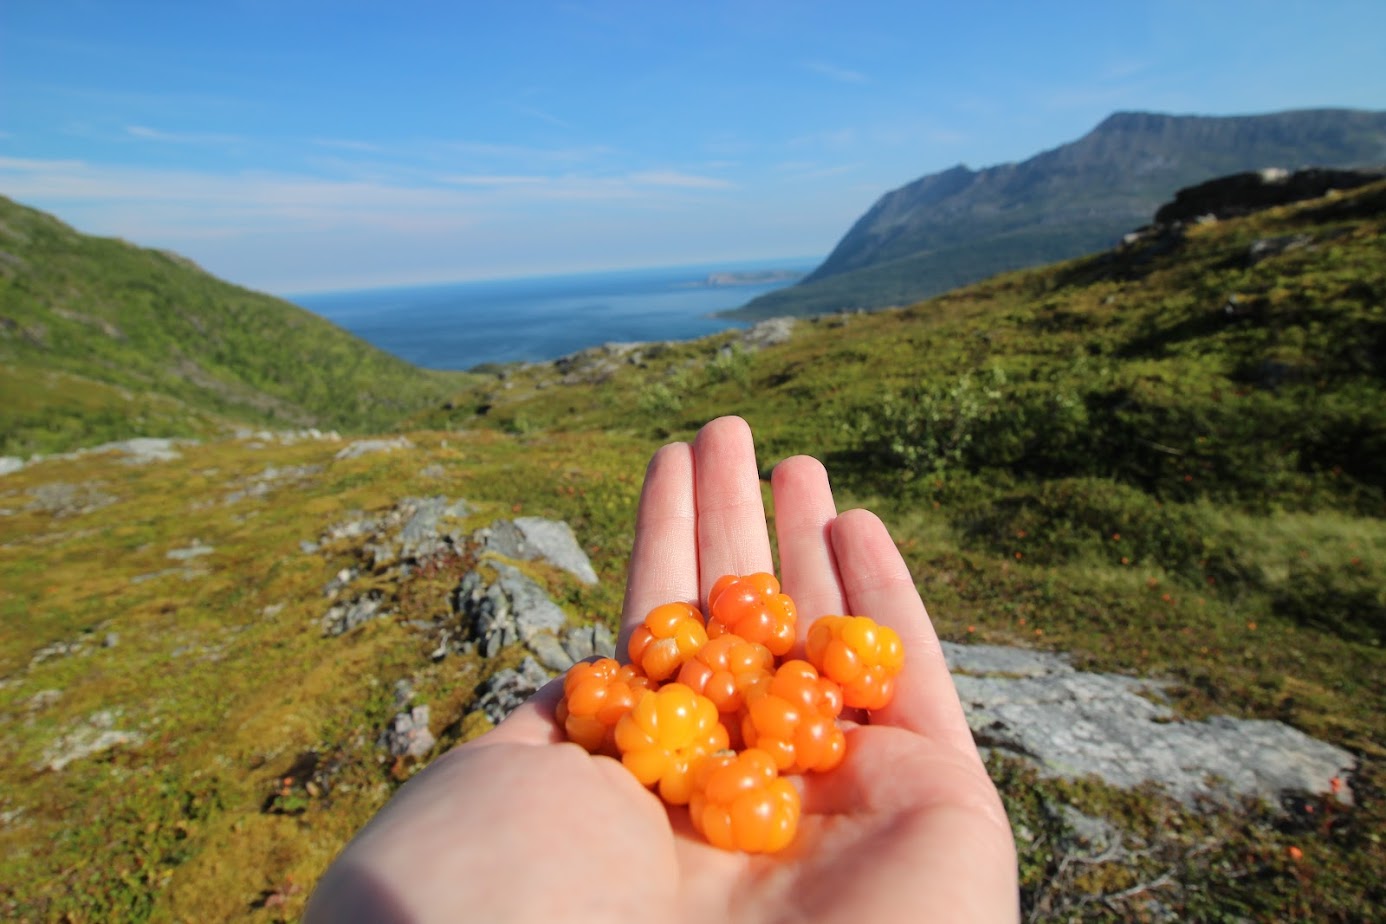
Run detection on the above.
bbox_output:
[730,107,1386,319]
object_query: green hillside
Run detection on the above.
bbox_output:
[0,196,471,456]
[732,108,1386,320]
[1,180,1383,921]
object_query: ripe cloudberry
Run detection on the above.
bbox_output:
[690,748,800,854]
[628,601,709,682]
[707,572,796,657]
[806,614,905,710]
[676,634,775,714]
[555,658,653,754]
[741,659,845,774]
[614,683,728,805]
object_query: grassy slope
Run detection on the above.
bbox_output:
[0,183,1383,920]
[0,196,473,457]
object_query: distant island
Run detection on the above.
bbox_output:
[700,268,806,287]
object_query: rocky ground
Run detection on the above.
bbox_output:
[1,428,1372,920]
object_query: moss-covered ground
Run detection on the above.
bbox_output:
[2,183,1383,920]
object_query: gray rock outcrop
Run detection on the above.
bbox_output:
[455,563,569,658]
[1153,166,1386,225]
[322,595,385,637]
[474,516,599,584]
[334,436,414,460]
[40,710,144,772]
[474,657,552,726]
[378,705,436,759]
[945,642,1355,807]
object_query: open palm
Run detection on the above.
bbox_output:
[307,416,1018,923]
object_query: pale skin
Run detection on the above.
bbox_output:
[305,416,1019,923]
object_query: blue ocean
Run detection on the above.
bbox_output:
[290,258,814,371]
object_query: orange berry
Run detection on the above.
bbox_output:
[676,634,775,714]
[806,614,904,711]
[707,572,797,656]
[628,601,708,681]
[556,658,654,754]
[689,748,800,853]
[741,660,845,773]
[614,683,728,804]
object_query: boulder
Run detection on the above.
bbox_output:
[322,595,385,636]
[378,705,436,759]
[475,516,599,585]
[474,657,552,725]
[334,436,414,460]
[945,642,1356,807]
[454,564,568,658]
[40,710,144,772]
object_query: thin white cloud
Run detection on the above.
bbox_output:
[311,137,385,153]
[436,168,734,200]
[441,174,554,187]
[511,103,573,129]
[803,60,869,85]
[787,127,858,150]
[628,170,734,190]
[0,156,480,231]
[0,156,735,236]
[125,124,246,145]
[1100,58,1152,82]
[436,139,614,165]
[927,128,969,145]
[0,155,87,171]
[774,161,859,182]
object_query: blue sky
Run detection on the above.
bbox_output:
[2,1,1383,295]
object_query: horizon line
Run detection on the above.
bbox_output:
[278,254,824,300]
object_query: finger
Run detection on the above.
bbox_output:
[619,442,699,655]
[692,416,773,604]
[830,509,977,757]
[770,455,846,636]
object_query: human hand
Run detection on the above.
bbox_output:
[306,416,1018,923]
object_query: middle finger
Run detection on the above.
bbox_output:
[692,416,774,605]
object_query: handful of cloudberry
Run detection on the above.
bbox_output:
[556,572,905,854]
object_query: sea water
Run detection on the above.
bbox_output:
[289,258,812,371]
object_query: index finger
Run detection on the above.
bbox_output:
[618,442,698,655]
[691,416,774,605]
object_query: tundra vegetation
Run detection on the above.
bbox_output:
[1,182,1383,920]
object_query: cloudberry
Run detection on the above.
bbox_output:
[806,614,905,710]
[676,634,775,714]
[707,572,796,657]
[555,658,653,754]
[690,748,800,853]
[741,659,845,774]
[628,601,708,682]
[614,683,728,805]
